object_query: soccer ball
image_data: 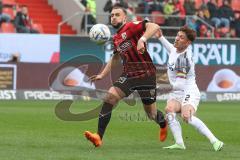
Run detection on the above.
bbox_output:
[89,24,111,45]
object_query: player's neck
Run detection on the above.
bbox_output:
[176,46,188,53]
[117,22,126,32]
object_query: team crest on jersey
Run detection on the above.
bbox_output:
[121,32,127,40]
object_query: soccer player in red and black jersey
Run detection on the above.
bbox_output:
[84,5,167,147]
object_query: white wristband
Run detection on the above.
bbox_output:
[140,36,147,42]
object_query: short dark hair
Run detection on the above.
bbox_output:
[179,26,196,42]
[111,4,127,15]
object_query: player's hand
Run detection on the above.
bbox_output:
[88,74,103,83]
[181,105,194,122]
[137,38,145,54]
[154,29,162,39]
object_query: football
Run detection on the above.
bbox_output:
[89,24,111,45]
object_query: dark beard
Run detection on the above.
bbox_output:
[112,22,123,29]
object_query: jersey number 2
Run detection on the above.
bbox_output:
[185,94,190,101]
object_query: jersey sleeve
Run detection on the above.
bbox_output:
[158,36,174,54]
[129,20,148,35]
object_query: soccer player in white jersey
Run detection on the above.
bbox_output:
[155,26,224,151]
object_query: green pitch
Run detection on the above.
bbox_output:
[0,100,239,160]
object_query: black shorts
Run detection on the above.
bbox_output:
[113,75,156,105]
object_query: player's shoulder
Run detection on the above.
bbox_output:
[126,21,142,27]
[132,21,142,25]
[184,47,192,56]
[186,48,195,63]
[169,46,176,55]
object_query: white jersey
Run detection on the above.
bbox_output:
[159,36,200,97]
[159,36,200,109]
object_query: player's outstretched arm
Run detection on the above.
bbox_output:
[155,29,163,38]
[142,22,160,40]
[137,22,160,53]
[155,29,174,53]
[89,53,121,82]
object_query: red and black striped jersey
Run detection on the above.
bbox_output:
[113,20,156,78]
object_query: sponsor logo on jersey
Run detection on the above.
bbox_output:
[117,40,133,53]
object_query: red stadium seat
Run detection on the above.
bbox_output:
[1,23,15,33]
[136,15,143,21]
[195,0,203,9]
[2,0,16,6]
[32,23,44,33]
[2,7,15,20]
[179,0,184,5]
[220,27,230,34]
[151,11,165,25]
[232,0,240,11]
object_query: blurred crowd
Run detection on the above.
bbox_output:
[81,0,240,38]
[1,0,239,38]
[0,0,39,33]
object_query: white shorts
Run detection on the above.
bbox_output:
[167,89,201,111]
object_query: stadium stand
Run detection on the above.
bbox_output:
[151,11,165,25]
[2,7,15,20]
[15,0,76,34]
[0,0,239,37]
[231,0,240,11]
[116,0,240,38]
[31,23,44,33]
[0,0,77,34]
[1,22,15,32]
[2,0,16,6]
